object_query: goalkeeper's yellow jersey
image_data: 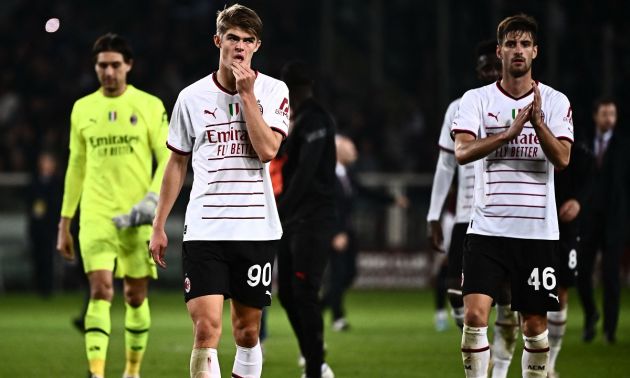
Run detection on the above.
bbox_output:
[61,85,169,223]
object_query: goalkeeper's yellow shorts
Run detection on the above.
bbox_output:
[79,220,157,279]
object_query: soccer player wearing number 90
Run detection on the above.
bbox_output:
[451,14,573,378]
[149,4,288,378]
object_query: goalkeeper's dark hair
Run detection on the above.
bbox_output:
[92,33,134,64]
[497,14,538,46]
[476,39,498,59]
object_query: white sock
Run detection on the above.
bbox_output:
[522,330,549,377]
[491,305,519,378]
[190,348,220,378]
[547,308,567,372]
[232,341,263,378]
[452,306,465,329]
[461,325,490,378]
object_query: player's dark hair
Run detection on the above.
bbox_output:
[592,97,616,114]
[216,4,263,40]
[476,39,497,58]
[92,33,133,64]
[497,14,538,45]
[281,60,315,92]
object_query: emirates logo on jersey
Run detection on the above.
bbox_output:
[184,277,191,293]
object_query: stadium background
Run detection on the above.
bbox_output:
[1,1,630,377]
[1,0,629,289]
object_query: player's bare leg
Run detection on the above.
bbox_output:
[122,277,150,378]
[231,300,264,377]
[188,295,224,378]
[521,314,549,377]
[462,294,492,378]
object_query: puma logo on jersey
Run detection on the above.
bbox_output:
[548,293,559,303]
[488,111,500,122]
[204,108,218,118]
[265,290,272,297]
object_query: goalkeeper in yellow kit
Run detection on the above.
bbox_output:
[56,33,168,378]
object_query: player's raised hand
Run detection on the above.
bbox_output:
[149,228,168,269]
[231,61,256,95]
[530,82,544,128]
[505,102,532,140]
[56,227,75,261]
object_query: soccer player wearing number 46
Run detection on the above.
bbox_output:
[149,4,288,378]
[451,14,573,378]
[57,34,169,378]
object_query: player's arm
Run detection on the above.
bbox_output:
[149,151,189,268]
[232,62,283,162]
[454,102,532,165]
[57,105,86,261]
[530,83,571,169]
[426,149,457,252]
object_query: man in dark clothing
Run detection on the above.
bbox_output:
[276,60,337,378]
[547,142,594,376]
[322,134,408,332]
[29,151,62,297]
[577,98,630,344]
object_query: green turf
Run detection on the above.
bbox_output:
[0,288,628,377]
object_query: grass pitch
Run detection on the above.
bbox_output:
[0,288,628,377]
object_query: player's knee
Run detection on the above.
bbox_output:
[124,288,147,307]
[233,323,259,347]
[464,306,489,327]
[521,313,546,336]
[194,317,222,345]
[90,282,114,301]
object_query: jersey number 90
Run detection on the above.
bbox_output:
[247,263,272,287]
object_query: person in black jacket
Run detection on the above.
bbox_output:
[276,60,337,378]
[322,134,408,332]
[577,98,630,344]
[28,150,62,297]
[547,142,594,377]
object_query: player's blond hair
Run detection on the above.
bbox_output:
[216,4,263,40]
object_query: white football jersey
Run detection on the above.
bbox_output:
[436,98,475,224]
[167,72,290,241]
[451,81,573,240]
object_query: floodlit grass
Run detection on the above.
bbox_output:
[0,288,628,377]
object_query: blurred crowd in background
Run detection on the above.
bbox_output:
[1,0,629,175]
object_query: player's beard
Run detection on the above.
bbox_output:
[508,61,531,78]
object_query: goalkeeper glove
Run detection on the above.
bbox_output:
[112,192,158,229]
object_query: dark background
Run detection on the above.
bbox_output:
[1,0,629,175]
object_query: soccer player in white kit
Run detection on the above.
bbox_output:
[149,5,289,378]
[451,14,573,378]
[427,39,520,378]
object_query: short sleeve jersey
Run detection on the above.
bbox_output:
[168,72,290,241]
[436,98,475,224]
[451,81,574,240]
[61,85,169,222]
